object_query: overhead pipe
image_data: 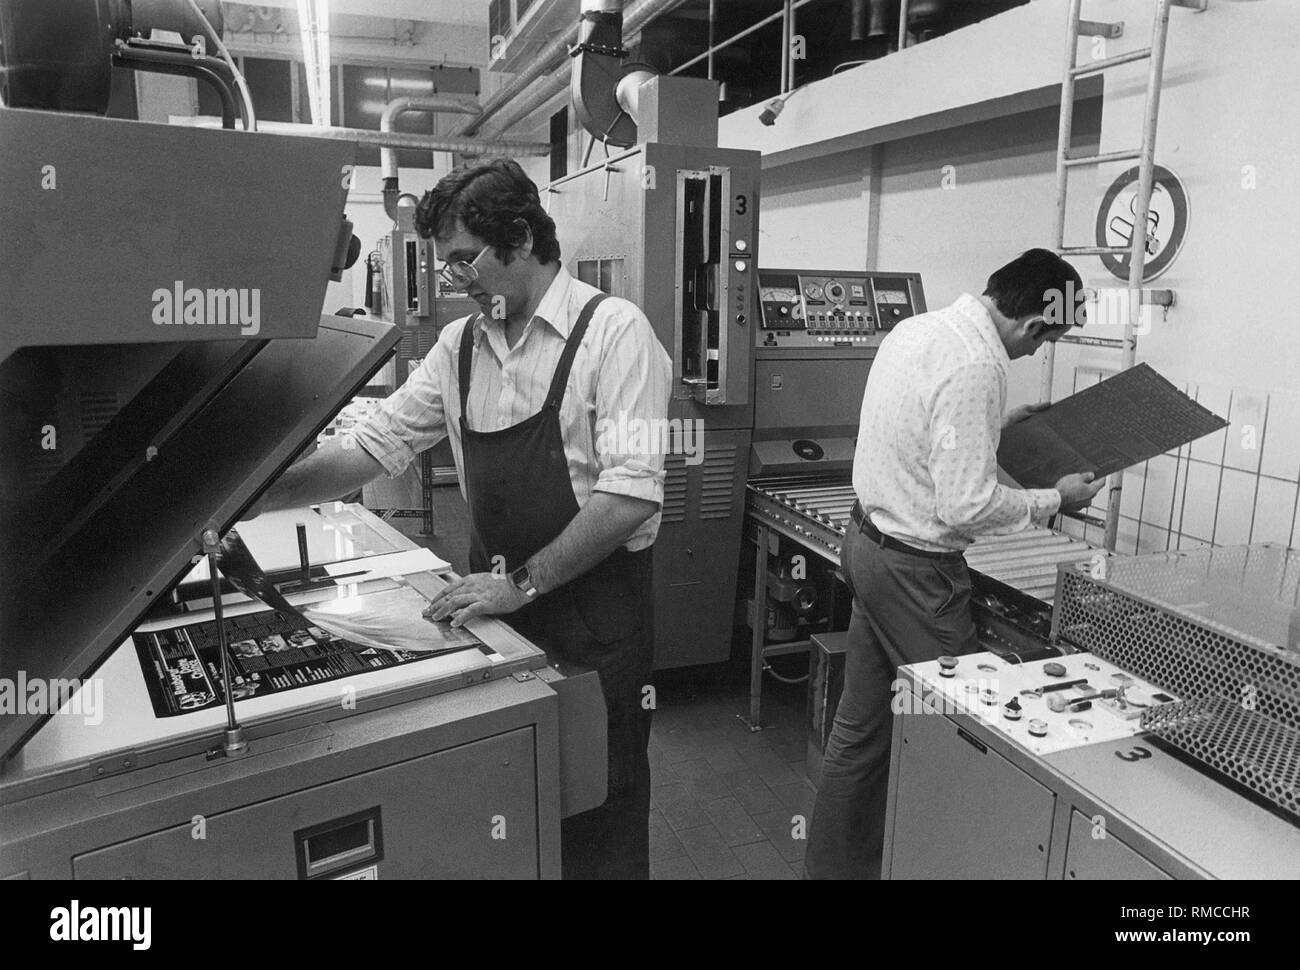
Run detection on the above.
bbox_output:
[379,95,482,218]
[867,0,889,37]
[782,0,795,93]
[111,40,239,128]
[572,0,643,148]
[455,14,583,137]
[850,0,868,41]
[279,123,550,156]
[614,68,657,125]
[459,0,691,139]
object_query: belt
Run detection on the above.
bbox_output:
[850,502,965,562]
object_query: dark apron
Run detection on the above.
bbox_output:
[457,294,653,880]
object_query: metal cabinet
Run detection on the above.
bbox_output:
[887,708,1057,879]
[72,728,539,880]
[1063,810,1171,880]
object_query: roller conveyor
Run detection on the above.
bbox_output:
[746,476,1102,605]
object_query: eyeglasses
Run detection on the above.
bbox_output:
[438,244,491,291]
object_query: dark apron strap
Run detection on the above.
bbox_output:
[546,292,609,410]
[457,312,486,422]
[456,293,609,422]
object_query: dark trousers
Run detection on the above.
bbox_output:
[805,524,980,880]
[510,548,654,880]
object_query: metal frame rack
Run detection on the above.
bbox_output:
[743,478,1104,729]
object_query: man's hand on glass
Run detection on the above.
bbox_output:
[423,572,532,627]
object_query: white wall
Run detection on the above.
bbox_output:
[757,150,875,269]
[872,98,1101,407]
[707,0,1300,553]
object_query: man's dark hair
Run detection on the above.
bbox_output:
[414,158,561,265]
[984,248,1085,328]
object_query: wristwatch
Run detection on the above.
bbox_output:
[509,564,539,599]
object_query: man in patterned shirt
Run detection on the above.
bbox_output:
[806,249,1103,880]
[252,159,671,879]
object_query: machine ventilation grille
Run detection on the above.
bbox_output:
[699,444,737,520]
[20,447,63,501]
[79,390,120,440]
[663,456,687,523]
[575,257,625,297]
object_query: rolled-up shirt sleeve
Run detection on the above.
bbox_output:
[928,362,1061,537]
[590,301,672,505]
[347,336,451,479]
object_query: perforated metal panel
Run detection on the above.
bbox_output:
[1143,696,1299,819]
[1052,544,1300,820]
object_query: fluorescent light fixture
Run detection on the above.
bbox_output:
[298,0,331,125]
[362,77,434,92]
[385,78,436,91]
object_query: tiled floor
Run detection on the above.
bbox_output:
[649,663,815,880]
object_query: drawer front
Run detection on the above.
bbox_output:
[74,728,538,879]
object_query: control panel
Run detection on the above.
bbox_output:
[757,269,925,349]
[903,650,1176,757]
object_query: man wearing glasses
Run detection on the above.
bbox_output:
[254,158,671,879]
[804,249,1104,880]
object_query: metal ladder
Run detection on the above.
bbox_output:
[1042,0,1207,551]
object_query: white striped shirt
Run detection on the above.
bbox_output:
[853,293,1061,552]
[349,266,672,551]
